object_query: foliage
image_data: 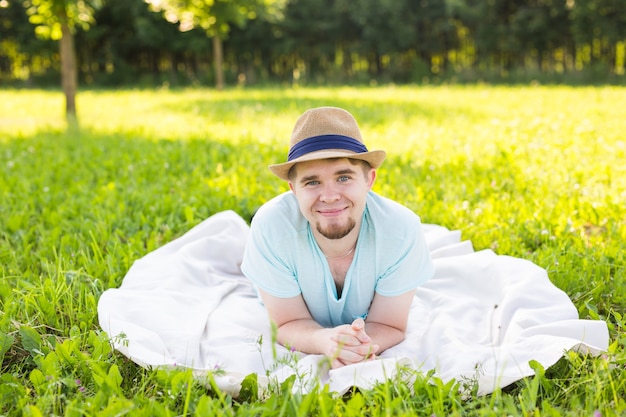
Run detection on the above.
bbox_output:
[25,0,100,39]
[143,0,271,89]
[1,86,625,415]
[1,0,625,86]
[20,0,104,125]
[145,0,263,36]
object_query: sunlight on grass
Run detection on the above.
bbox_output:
[1,85,625,416]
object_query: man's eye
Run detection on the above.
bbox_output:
[305,181,320,186]
[338,176,350,182]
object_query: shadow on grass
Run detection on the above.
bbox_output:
[135,90,490,133]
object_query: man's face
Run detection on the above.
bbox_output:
[288,158,376,240]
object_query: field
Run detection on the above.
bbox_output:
[1,86,625,416]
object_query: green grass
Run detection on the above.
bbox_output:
[1,86,625,416]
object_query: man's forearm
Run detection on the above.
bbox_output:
[364,322,406,353]
[277,318,379,367]
[276,318,327,354]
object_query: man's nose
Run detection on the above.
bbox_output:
[319,182,340,202]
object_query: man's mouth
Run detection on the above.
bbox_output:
[317,207,347,217]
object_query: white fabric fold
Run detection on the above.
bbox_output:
[97,210,609,396]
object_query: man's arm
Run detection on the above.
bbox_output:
[364,289,417,353]
[258,289,378,368]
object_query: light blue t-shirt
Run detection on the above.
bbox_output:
[241,191,434,328]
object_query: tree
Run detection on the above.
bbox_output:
[0,0,55,82]
[337,0,414,78]
[146,0,273,90]
[570,0,626,72]
[278,0,343,82]
[25,0,100,127]
[511,0,571,72]
[76,0,209,86]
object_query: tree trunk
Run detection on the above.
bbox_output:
[213,35,224,90]
[60,16,78,128]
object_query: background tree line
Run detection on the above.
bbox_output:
[1,0,625,89]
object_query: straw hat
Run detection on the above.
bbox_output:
[269,107,386,181]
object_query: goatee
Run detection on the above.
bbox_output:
[316,218,356,240]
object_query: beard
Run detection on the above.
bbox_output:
[316,217,356,240]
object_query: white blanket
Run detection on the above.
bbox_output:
[97,210,608,396]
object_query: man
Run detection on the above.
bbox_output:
[241,107,434,368]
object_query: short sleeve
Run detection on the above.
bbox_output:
[241,207,302,298]
[374,216,434,296]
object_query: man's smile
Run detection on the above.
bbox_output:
[317,207,348,217]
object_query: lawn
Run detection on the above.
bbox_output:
[1,85,625,416]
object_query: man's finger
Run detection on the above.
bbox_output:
[332,334,362,346]
[351,318,365,331]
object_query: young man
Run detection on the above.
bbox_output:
[241,107,434,368]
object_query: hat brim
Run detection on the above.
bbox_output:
[268,149,386,181]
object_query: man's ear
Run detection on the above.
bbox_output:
[288,182,295,193]
[367,169,377,189]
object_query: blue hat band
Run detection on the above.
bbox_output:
[287,135,368,161]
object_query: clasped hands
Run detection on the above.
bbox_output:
[323,318,379,368]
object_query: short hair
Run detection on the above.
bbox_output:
[287,158,372,182]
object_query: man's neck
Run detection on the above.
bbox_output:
[314,225,361,259]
